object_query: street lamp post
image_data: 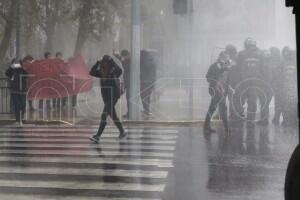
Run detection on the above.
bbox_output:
[15,0,21,59]
[129,0,141,120]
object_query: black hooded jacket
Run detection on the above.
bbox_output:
[90,57,123,103]
[206,60,230,94]
[5,65,28,94]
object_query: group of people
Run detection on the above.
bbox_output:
[5,47,157,141]
[204,37,297,134]
[30,52,78,111]
[5,51,78,125]
[113,49,157,118]
[5,41,297,140]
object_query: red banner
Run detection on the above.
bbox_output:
[23,55,93,100]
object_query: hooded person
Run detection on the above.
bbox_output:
[89,55,127,143]
[204,51,232,134]
[5,59,28,124]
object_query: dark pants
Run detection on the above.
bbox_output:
[96,99,124,137]
[39,99,50,109]
[28,100,34,110]
[273,92,284,123]
[52,98,67,108]
[125,83,130,115]
[283,99,298,126]
[244,87,258,121]
[258,85,273,122]
[228,87,235,118]
[140,82,154,114]
[72,95,77,107]
[232,85,247,120]
[52,99,59,108]
[11,93,26,122]
[204,88,228,130]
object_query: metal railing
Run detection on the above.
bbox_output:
[0,78,13,115]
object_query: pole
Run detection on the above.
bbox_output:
[188,0,194,117]
[15,0,21,60]
[296,7,300,143]
[129,0,141,120]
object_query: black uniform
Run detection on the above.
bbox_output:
[257,51,274,125]
[269,48,283,124]
[281,52,298,126]
[5,65,28,122]
[236,48,263,122]
[204,59,230,132]
[89,56,125,137]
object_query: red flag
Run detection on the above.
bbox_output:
[23,55,93,100]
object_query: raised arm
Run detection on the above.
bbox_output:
[89,61,102,78]
[5,67,13,79]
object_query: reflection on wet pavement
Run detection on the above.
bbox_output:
[163,123,298,200]
[0,123,297,200]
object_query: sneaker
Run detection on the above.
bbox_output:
[89,135,100,143]
[118,132,128,140]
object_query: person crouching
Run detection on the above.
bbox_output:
[5,59,28,125]
[89,55,127,143]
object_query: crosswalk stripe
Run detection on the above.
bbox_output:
[0,130,176,136]
[0,167,168,179]
[0,133,178,140]
[0,194,161,200]
[0,157,174,168]
[0,180,166,192]
[0,128,179,134]
[0,143,176,151]
[0,126,178,199]
[0,160,170,171]
[0,138,176,145]
[0,186,162,199]
[0,149,174,158]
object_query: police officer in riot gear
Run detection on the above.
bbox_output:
[281,47,298,127]
[269,47,283,125]
[204,51,231,134]
[234,38,263,124]
[257,50,273,125]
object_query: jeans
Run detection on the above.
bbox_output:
[96,99,124,137]
[204,88,228,130]
[11,93,26,122]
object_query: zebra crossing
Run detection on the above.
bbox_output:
[0,125,179,199]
